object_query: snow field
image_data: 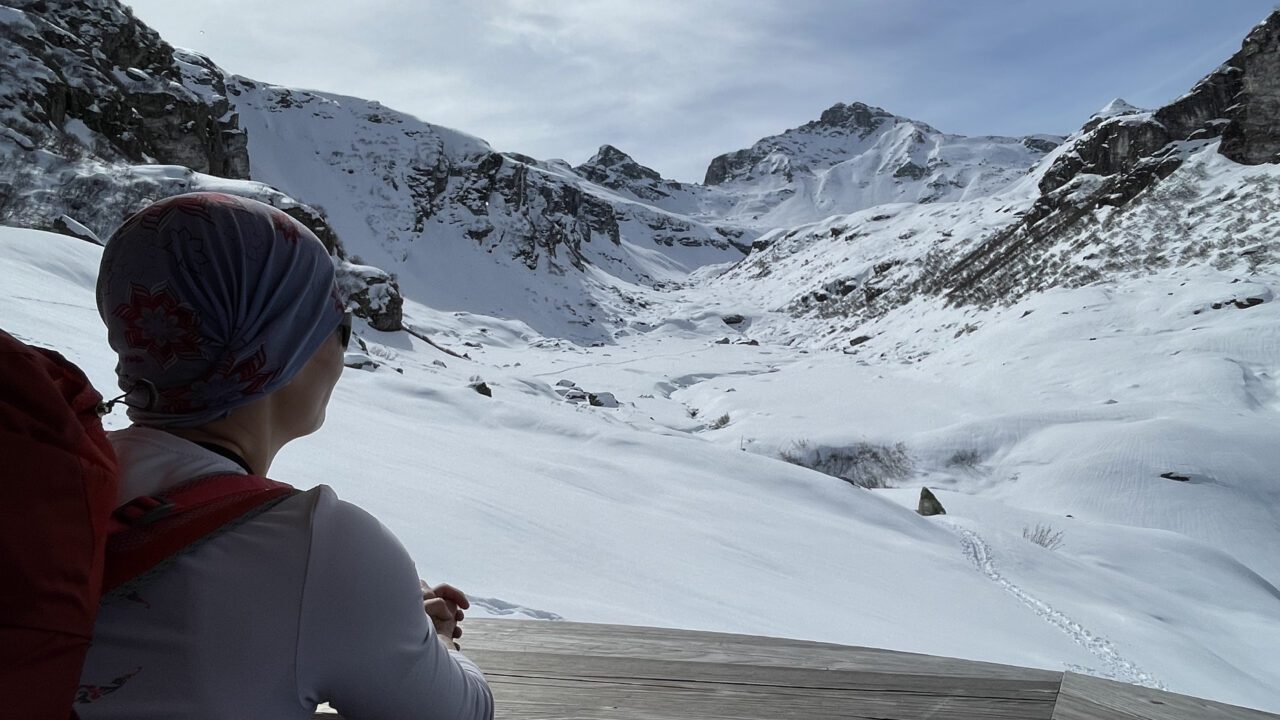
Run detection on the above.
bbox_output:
[3,226,1278,713]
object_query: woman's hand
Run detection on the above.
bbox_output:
[421,579,470,649]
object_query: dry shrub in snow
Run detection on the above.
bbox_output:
[778,440,912,489]
[1023,523,1065,550]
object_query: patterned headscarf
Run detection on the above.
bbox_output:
[96,192,345,427]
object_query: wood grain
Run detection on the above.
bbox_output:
[312,620,1280,720]
[1051,673,1278,720]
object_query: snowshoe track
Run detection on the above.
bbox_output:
[948,523,1165,689]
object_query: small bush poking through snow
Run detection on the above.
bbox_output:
[1023,524,1065,550]
[709,413,731,430]
[946,449,983,468]
[778,440,913,489]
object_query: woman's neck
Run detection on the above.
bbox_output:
[163,404,281,476]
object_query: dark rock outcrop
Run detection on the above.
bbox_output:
[917,487,946,516]
[937,10,1280,309]
[336,260,404,332]
[574,145,676,201]
[706,101,896,185]
[51,214,101,244]
[0,1,249,176]
[816,101,900,132]
[704,102,898,186]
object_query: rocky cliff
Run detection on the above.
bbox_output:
[0,0,744,341]
[940,10,1280,308]
[0,0,246,176]
[712,11,1280,348]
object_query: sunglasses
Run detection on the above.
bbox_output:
[337,312,353,351]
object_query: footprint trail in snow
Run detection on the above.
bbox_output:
[945,523,1165,690]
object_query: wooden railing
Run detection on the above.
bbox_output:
[314,620,1278,720]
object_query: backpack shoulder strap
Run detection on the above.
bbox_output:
[103,474,299,594]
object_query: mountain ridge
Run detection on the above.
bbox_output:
[3,0,1279,349]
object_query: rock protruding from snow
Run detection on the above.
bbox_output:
[573,145,684,202]
[337,259,404,331]
[1092,98,1145,120]
[52,215,102,245]
[0,1,248,176]
[917,487,947,516]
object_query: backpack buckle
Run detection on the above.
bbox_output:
[114,496,176,526]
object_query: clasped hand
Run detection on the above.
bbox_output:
[421,579,469,650]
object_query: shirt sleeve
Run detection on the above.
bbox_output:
[295,486,493,720]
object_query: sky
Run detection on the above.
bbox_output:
[123,0,1278,183]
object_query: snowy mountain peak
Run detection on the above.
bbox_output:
[1093,97,1145,119]
[574,144,671,194]
[813,101,903,131]
[699,101,1059,227]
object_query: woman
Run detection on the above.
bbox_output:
[78,192,493,719]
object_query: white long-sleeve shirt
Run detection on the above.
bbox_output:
[76,426,494,720]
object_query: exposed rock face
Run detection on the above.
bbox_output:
[917,488,946,516]
[223,75,744,299]
[935,9,1280,309]
[0,0,743,345]
[0,0,249,176]
[574,145,680,202]
[705,102,902,186]
[717,13,1280,352]
[336,260,404,331]
[1038,115,1170,196]
[1208,14,1280,164]
[1039,13,1280,196]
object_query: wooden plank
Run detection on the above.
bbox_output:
[468,649,1060,700]
[1051,673,1280,720]
[313,622,1280,720]
[482,675,1053,720]
[473,649,1057,720]
[463,620,1063,682]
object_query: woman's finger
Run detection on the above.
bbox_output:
[430,583,471,610]
[424,598,458,622]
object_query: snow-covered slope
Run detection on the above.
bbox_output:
[0,0,745,343]
[4,226,1278,713]
[5,1,1280,713]
[0,0,1070,346]
[707,11,1280,350]
[709,139,1280,349]
[698,102,1061,229]
[228,81,742,341]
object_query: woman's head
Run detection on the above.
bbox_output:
[97,192,347,431]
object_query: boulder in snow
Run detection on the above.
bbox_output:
[917,487,946,516]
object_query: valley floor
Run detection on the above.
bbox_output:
[4,226,1278,713]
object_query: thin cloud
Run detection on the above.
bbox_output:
[126,1,1277,181]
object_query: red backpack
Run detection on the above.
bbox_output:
[0,329,296,719]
